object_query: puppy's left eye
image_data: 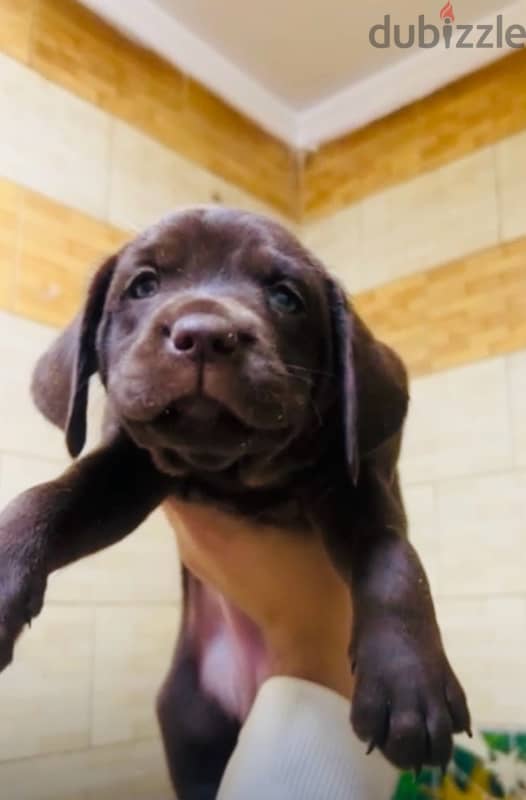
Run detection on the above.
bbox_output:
[268,284,304,314]
[127,270,160,300]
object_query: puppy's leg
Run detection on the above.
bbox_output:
[157,634,240,800]
[319,451,470,772]
[0,433,169,670]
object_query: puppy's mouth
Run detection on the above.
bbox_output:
[150,395,253,441]
[137,394,273,472]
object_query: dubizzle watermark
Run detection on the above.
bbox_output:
[370,2,526,49]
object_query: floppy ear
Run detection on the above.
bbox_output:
[31,254,118,458]
[327,280,409,481]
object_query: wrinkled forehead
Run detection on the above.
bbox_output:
[118,208,325,289]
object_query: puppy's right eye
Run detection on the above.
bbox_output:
[127,270,160,300]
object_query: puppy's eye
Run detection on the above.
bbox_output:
[127,270,159,300]
[268,284,304,314]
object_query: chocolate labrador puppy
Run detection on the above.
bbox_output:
[0,208,470,798]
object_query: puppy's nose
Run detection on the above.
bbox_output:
[170,314,239,361]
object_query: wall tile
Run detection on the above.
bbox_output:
[0,738,172,800]
[355,234,526,378]
[108,122,212,231]
[400,357,513,484]
[0,54,111,218]
[0,312,66,459]
[508,351,526,468]
[0,452,66,507]
[91,606,180,746]
[175,78,295,216]
[0,606,92,761]
[403,483,439,596]
[436,471,526,597]
[30,0,185,132]
[301,202,363,293]
[496,129,526,243]
[361,148,499,290]
[108,121,286,233]
[0,0,35,63]
[46,519,182,607]
[0,177,21,310]
[15,190,127,327]
[437,596,526,727]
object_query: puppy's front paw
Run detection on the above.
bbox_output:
[350,630,471,772]
[0,556,47,671]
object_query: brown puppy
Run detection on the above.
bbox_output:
[0,208,470,798]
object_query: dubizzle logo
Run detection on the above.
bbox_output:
[369,3,526,50]
[440,2,455,24]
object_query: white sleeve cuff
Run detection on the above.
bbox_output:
[218,676,398,800]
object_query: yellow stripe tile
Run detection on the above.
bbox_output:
[355,236,526,376]
[0,177,22,310]
[0,0,35,63]
[14,188,128,327]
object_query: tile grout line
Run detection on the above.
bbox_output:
[0,734,163,768]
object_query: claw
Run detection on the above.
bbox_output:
[466,726,473,738]
[366,740,376,755]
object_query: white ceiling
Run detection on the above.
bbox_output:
[152,0,507,108]
[81,0,525,147]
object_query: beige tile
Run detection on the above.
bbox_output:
[108,122,215,231]
[437,472,526,597]
[362,148,499,289]
[210,175,293,230]
[301,202,363,293]
[403,483,439,596]
[92,606,180,746]
[0,452,67,507]
[496,130,526,243]
[400,357,513,484]
[0,606,92,761]
[437,596,526,727]
[0,738,172,800]
[0,54,111,219]
[47,515,182,607]
[508,351,526,468]
[108,121,288,233]
[0,312,67,460]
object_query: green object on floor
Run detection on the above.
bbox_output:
[390,729,526,799]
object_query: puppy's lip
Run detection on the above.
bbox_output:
[148,394,254,440]
[160,447,239,473]
[159,395,223,424]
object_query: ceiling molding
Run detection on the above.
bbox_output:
[80,0,525,150]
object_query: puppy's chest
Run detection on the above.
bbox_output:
[163,489,315,592]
